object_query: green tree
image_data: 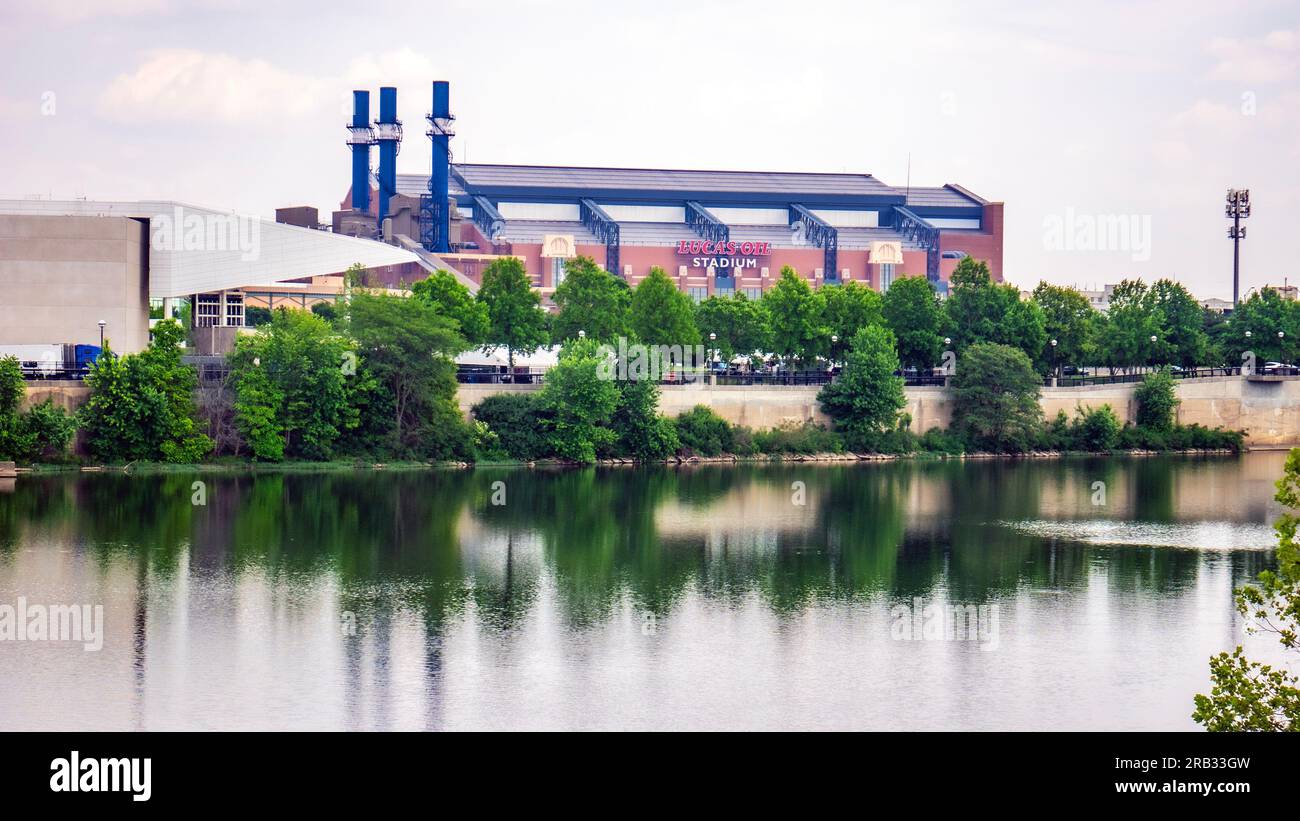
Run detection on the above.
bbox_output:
[551,255,632,343]
[1100,279,1167,371]
[1228,287,1300,365]
[762,267,827,365]
[79,320,212,463]
[944,257,1005,349]
[245,306,274,327]
[0,355,23,423]
[1003,298,1049,371]
[631,267,700,351]
[1194,449,1300,731]
[1133,368,1179,430]
[882,275,943,371]
[346,289,471,460]
[949,342,1043,452]
[309,302,338,323]
[477,257,549,371]
[1032,283,1098,375]
[1150,279,1209,368]
[538,337,620,463]
[411,269,490,344]
[817,325,906,448]
[695,293,770,363]
[228,309,358,461]
[944,257,1044,364]
[821,281,883,363]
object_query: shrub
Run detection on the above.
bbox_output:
[674,405,736,456]
[607,380,679,461]
[80,321,212,463]
[753,422,844,455]
[918,426,964,455]
[472,393,551,461]
[1073,404,1122,452]
[1134,368,1179,430]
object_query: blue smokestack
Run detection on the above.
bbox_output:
[375,86,400,225]
[347,90,373,212]
[427,80,454,252]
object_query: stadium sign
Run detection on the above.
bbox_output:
[676,239,772,269]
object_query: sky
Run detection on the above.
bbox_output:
[1,0,1297,298]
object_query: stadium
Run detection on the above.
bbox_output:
[329,82,1004,299]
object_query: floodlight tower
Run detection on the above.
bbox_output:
[1227,189,1251,308]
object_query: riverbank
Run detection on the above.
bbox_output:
[8,446,1251,475]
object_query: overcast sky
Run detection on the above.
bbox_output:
[2,0,1297,298]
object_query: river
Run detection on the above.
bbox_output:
[0,452,1290,730]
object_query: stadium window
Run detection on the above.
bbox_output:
[195,293,221,328]
[879,263,896,293]
[687,287,708,304]
[551,257,567,287]
[224,292,245,327]
[744,288,762,301]
[715,284,735,298]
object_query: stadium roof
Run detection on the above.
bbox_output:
[450,163,901,199]
[904,185,987,209]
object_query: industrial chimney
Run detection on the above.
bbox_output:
[346,90,375,212]
[375,87,401,225]
[425,81,454,253]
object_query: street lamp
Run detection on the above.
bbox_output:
[709,332,718,369]
[1050,338,1058,378]
[97,319,106,348]
[577,329,586,339]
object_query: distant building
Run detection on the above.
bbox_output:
[0,199,419,354]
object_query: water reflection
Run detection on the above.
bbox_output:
[0,453,1287,730]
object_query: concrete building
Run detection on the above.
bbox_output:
[0,199,420,354]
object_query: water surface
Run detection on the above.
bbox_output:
[0,453,1290,730]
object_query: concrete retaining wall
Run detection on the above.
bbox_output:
[27,375,1300,447]
[456,377,1300,445]
[20,381,90,413]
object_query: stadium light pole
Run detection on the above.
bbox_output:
[1226,189,1251,309]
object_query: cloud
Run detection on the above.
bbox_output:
[1208,26,1299,84]
[97,47,445,126]
[97,49,330,123]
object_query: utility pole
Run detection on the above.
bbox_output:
[1226,189,1251,308]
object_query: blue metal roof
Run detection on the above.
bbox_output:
[904,184,986,209]
[445,163,926,208]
